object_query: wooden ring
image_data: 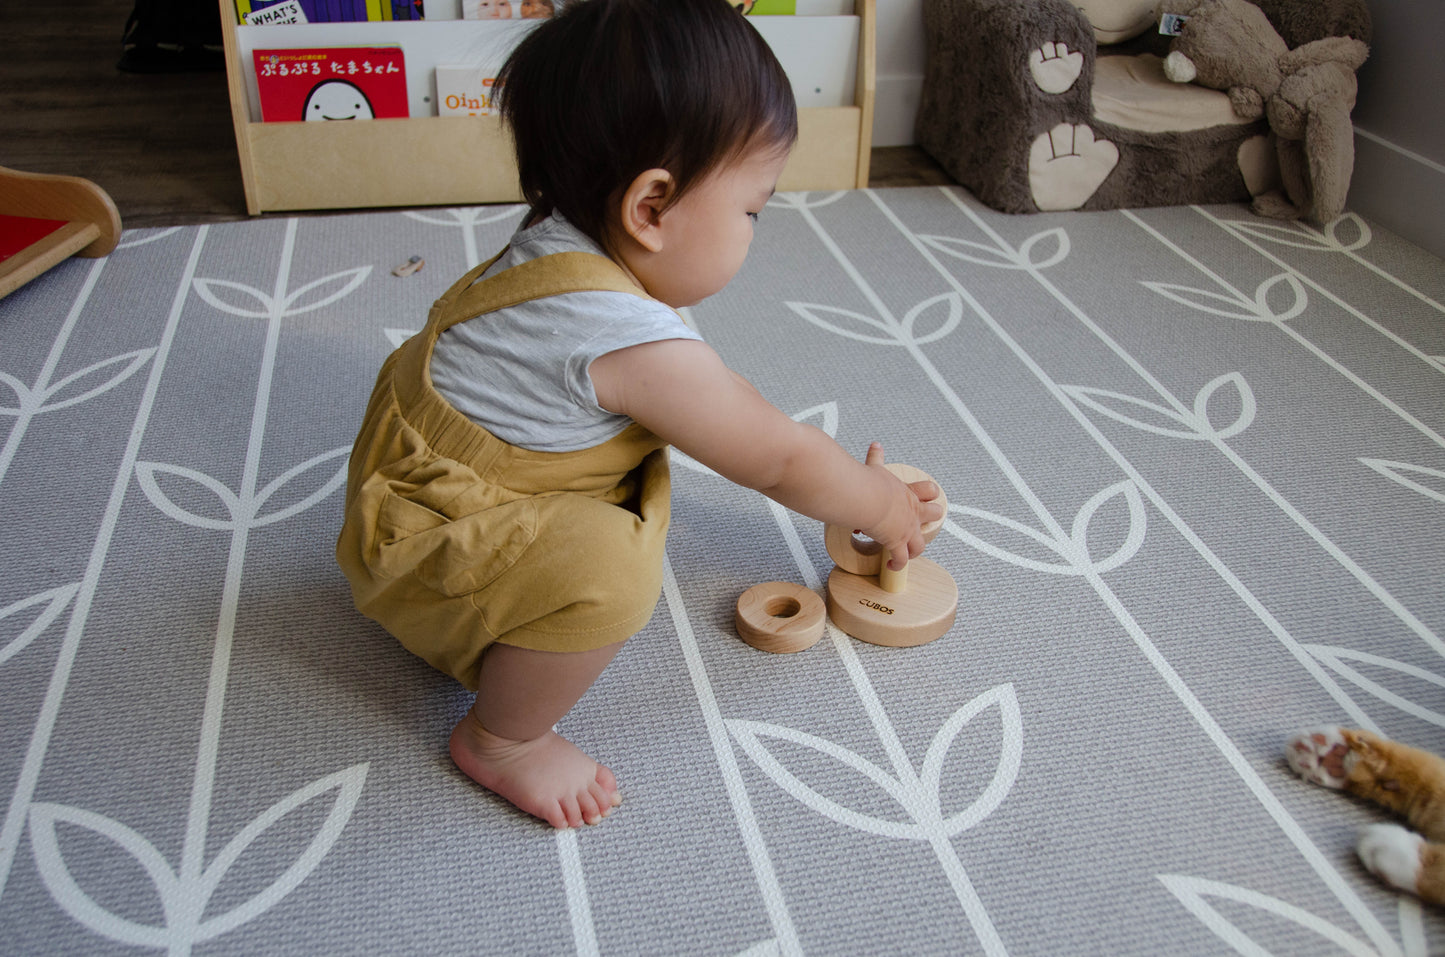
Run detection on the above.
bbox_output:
[735,582,826,654]
[824,463,948,575]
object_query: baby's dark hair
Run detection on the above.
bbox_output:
[495,0,798,248]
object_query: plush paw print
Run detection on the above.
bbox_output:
[1285,726,1351,788]
[1028,123,1119,211]
[1029,41,1084,94]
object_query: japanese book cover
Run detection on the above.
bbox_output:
[235,0,423,25]
[253,47,409,122]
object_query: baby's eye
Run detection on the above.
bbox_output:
[747,211,760,222]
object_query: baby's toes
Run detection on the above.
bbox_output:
[1285,726,1350,788]
[594,763,619,796]
[576,787,607,826]
[1358,823,1424,894]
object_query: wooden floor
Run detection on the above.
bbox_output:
[0,1,954,230]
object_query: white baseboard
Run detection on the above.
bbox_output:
[1349,128,1445,260]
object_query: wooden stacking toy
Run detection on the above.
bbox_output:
[824,463,957,647]
[735,463,957,652]
[735,580,827,654]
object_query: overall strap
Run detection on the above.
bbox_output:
[436,251,653,335]
[435,249,506,305]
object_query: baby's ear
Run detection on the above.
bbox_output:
[618,169,675,253]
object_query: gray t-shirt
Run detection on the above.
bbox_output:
[430,214,702,452]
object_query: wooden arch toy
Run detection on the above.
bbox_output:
[824,463,958,647]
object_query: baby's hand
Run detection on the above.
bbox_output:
[858,443,945,571]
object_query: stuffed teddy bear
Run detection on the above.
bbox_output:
[1160,0,1368,224]
[1288,726,1445,906]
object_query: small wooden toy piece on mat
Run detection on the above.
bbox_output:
[735,580,826,654]
[824,463,957,647]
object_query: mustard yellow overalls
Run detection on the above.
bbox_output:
[337,250,672,691]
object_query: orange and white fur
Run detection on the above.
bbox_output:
[1288,726,1445,906]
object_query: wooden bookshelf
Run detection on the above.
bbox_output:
[218,0,876,214]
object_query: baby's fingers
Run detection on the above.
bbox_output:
[909,479,945,523]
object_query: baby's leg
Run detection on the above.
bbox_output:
[451,640,626,829]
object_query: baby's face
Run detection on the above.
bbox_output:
[632,144,790,308]
[519,0,551,17]
[477,0,512,17]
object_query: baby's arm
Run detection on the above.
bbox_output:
[591,339,942,569]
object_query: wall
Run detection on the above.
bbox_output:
[871,0,926,147]
[1348,0,1445,258]
[878,0,1445,259]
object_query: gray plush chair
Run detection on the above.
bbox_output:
[916,0,1371,214]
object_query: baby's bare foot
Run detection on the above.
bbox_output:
[449,711,621,828]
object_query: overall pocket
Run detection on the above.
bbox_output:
[366,465,539,599]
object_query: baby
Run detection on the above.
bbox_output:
[337,0,942,829]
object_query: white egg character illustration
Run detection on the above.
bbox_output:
[302,80,375,121]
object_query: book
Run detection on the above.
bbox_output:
[235,0,423,24]
[738,0,796,13]
[435,64,497,115]
[459,0,559,18]
[253,47,409,122]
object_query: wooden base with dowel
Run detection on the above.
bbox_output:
[734,462,958,652]
[823,463,958,647]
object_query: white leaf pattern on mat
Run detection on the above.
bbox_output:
[921,227,1069,271]
[788,294,962,347]
[728,684,1021,841]
[28,763,368,949]
[1159,875,1381,957]
[1215,212,1372,253]
[787,302,896,345]
[281,267,371,315]
[1306,645,1445,727]
[134,462,242,530]
[192,279,275,319]
[0,350,154,418]
[28,803,179,948]
[944,481,1145,576]
[187,763,369,941]
[116,226,185,249]
[917,235,1024,270]
[251,447,349,527]
[1144,272,1307,324]
[1063,373,1256,441]
[0,584,78,668]
[901,293,964,344]
[1359,459,1445,506]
